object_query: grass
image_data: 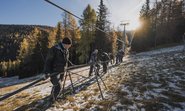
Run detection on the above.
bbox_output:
[66,96,75,102]
[0,85,21,95]
[0,92,43,111]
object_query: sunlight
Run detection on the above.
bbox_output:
[127,18,141,30]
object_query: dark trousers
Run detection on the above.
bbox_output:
[102,62,108,73]
[110,59,114,65]
[89,64,100,76]
[116,56,119,64]
[50,73,64,101]
[119,56,123,62]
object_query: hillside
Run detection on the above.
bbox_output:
[0,45,185,111]
[0,24,53,61]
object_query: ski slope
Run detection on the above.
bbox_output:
[0,45,185,111]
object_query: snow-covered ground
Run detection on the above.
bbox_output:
[0,45,185,111]
[0,75,42,88]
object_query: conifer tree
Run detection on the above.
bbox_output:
[77,4,97,63]
[94,0,110,52]
[109,28,118,56]
[18,38,29,61]
[48,29,56,48]
[55,22,63,43]
[62,12,81,64]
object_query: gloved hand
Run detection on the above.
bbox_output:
[42,73,50,80]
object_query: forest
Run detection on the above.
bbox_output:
[0,0,184,78]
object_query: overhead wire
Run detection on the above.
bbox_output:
[44,0,126,44]
[1,0,130,101]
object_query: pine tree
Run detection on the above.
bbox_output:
[116,27,123,50]
[171,0,185,42]
[140,0,150,19]
[140,0,151,32]
[62,12,69,37]
[134,0,153,51]
[55,22,63,43]
[48,29,56,48]
[95,0,110,52]
[18,28,44,78]
[30,29,49,73]
[77,4,97,63]
[109,28,118,56]
[67,14,81,64]
[62,13,80,40]
[1,62,7,77]
[7,60,12,76]
[132,0,185,52]
[18,38,29,61]
[0,62,3,76]
[61,13,81,64]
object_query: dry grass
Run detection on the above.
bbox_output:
[66,96,75,102]
[0,92,43,111]
[1,85,21,95]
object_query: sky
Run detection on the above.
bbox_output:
[0,0,146,30]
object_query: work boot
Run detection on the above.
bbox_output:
[47,95,56,105]
[103,71,107,74]
[96,72,100,76]
[51,101,60,107]
[89,73,92,77]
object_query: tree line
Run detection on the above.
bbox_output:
[1,0,184,78]
[132,0,185,52]
[0,0,120,78]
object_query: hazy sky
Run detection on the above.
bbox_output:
[0,0,146,29]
